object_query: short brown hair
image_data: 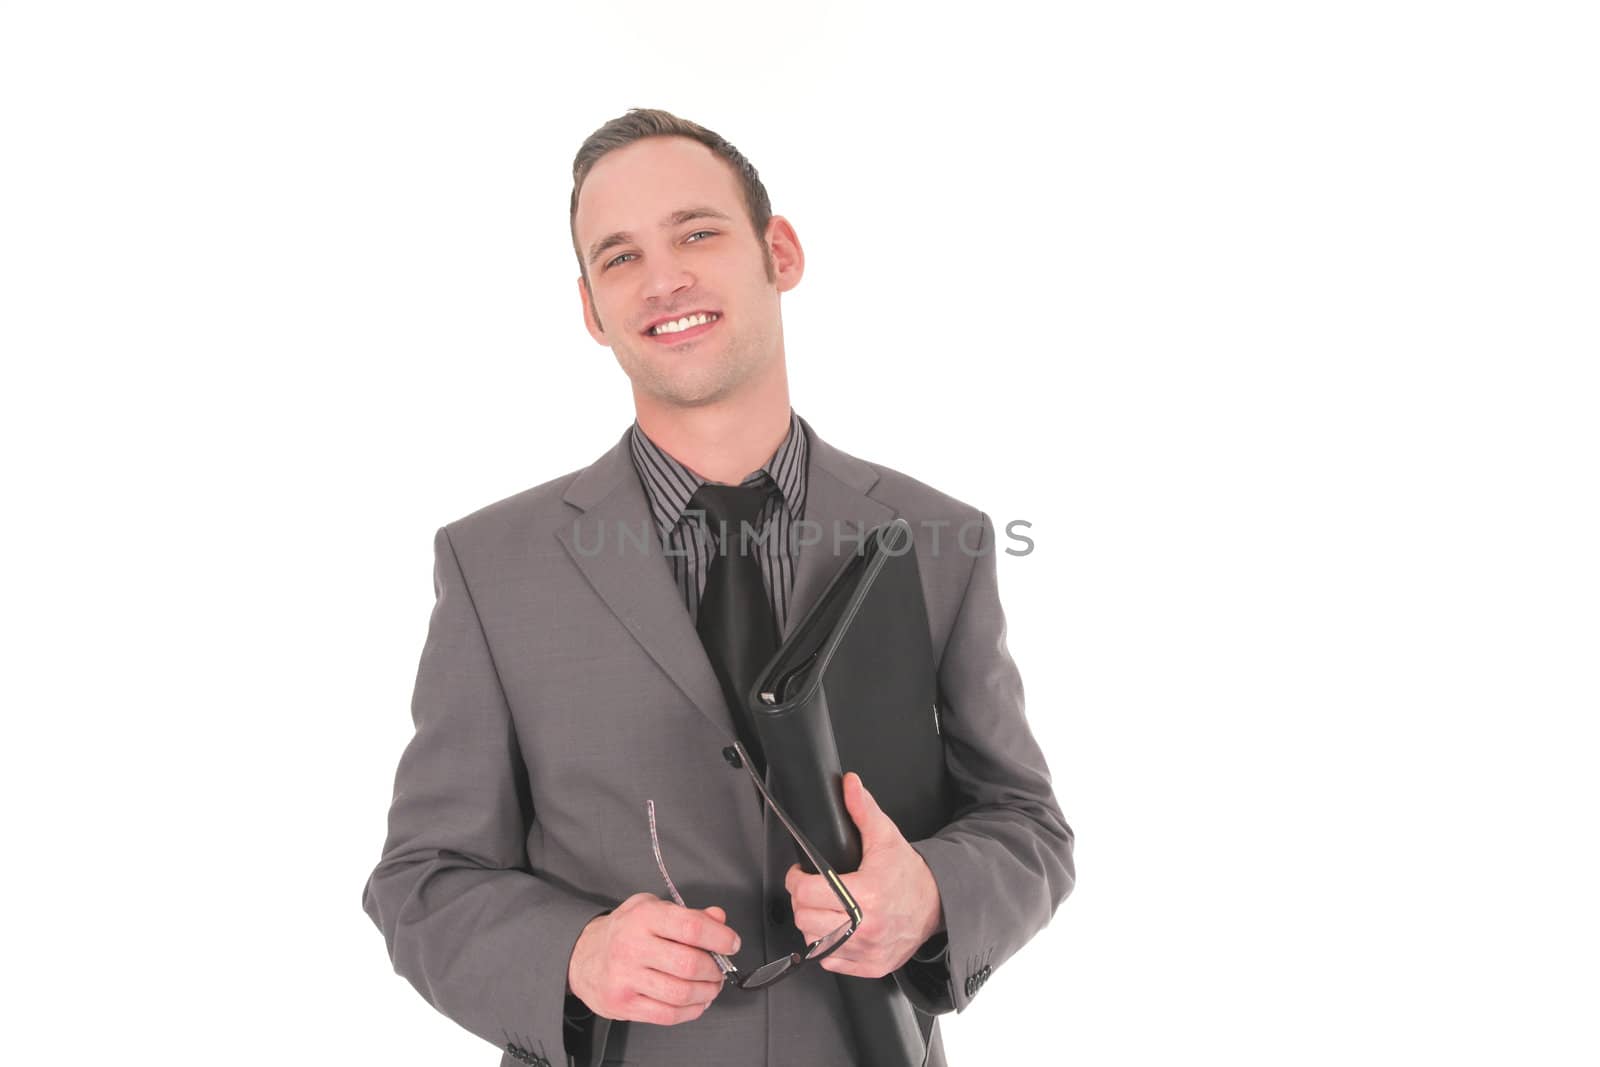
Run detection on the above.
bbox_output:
[569,108,776,290]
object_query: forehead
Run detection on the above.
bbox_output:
[574,136,746,240]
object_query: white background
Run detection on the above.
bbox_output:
[4,2,1596,1064]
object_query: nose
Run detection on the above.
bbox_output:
[640,248,694,304]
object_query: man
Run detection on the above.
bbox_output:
[362,108,1075,1067]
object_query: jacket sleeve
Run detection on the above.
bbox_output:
[891,510,1076,1016]
[362,526,613,1066]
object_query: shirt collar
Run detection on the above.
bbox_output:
[628,408,809,539]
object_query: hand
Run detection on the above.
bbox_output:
[784,772,944,980]
[566,893,741,1026]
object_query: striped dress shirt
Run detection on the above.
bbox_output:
[627,408,809,633]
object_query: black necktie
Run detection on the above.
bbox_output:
[690,478,781,778]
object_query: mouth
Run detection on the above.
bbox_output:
[642,310,722,345]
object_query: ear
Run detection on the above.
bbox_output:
[765,215,805,293]
[577,273,607,343]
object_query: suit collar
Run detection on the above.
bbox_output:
[627,409,810,540]
[560,412,880,513]
[783,414,897,636]
[559,422,638,513]
[554,413,896,742]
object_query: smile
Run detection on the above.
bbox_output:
[645,311,721,338]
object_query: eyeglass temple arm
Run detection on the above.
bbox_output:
[647,799,740,979]
[727,739,862,926]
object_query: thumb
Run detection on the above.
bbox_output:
[704,905,727,923]
[843,771,892,846]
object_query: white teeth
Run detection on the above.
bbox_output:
[651,312,717,335]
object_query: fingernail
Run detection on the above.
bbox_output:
[732,935,742,953]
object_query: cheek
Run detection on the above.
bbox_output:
[589,278,628,320]
[601,306,639,343]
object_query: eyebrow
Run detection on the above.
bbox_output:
[586,206,735,268]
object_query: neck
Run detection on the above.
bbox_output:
[634,381,793,486]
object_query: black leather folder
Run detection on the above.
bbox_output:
[747,517,963,844]
[743,518,966,1067]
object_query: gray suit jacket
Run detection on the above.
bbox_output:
[362,415,1075,1066]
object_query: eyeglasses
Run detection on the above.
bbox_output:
[646,739,863,991]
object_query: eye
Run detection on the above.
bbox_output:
[604,231,713,270]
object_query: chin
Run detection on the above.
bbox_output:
[620,344,763,406]
[654,382,734,408]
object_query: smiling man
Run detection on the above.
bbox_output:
[574,133,799,474]
[362,109,1075,1067]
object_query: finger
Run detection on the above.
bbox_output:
[784,863,812,897]
[787,871,839,912]
[623,989,716,1027]
[637,964,725,1008]
[845,771,862,800]
[819,953,869,977]
[846,771,904,850]
[651,901,742,956]
[650,937,734,984]
[843,771,869,816]
[792,905,847,940]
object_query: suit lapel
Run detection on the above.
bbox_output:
[555,428,737,742]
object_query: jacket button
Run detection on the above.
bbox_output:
[770,898,791,924]
[722,746,742,767]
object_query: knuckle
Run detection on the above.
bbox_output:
[656,942,688,975]
[647,969,693,1006]
[671,943,708,978]
[666,976,697,1006]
